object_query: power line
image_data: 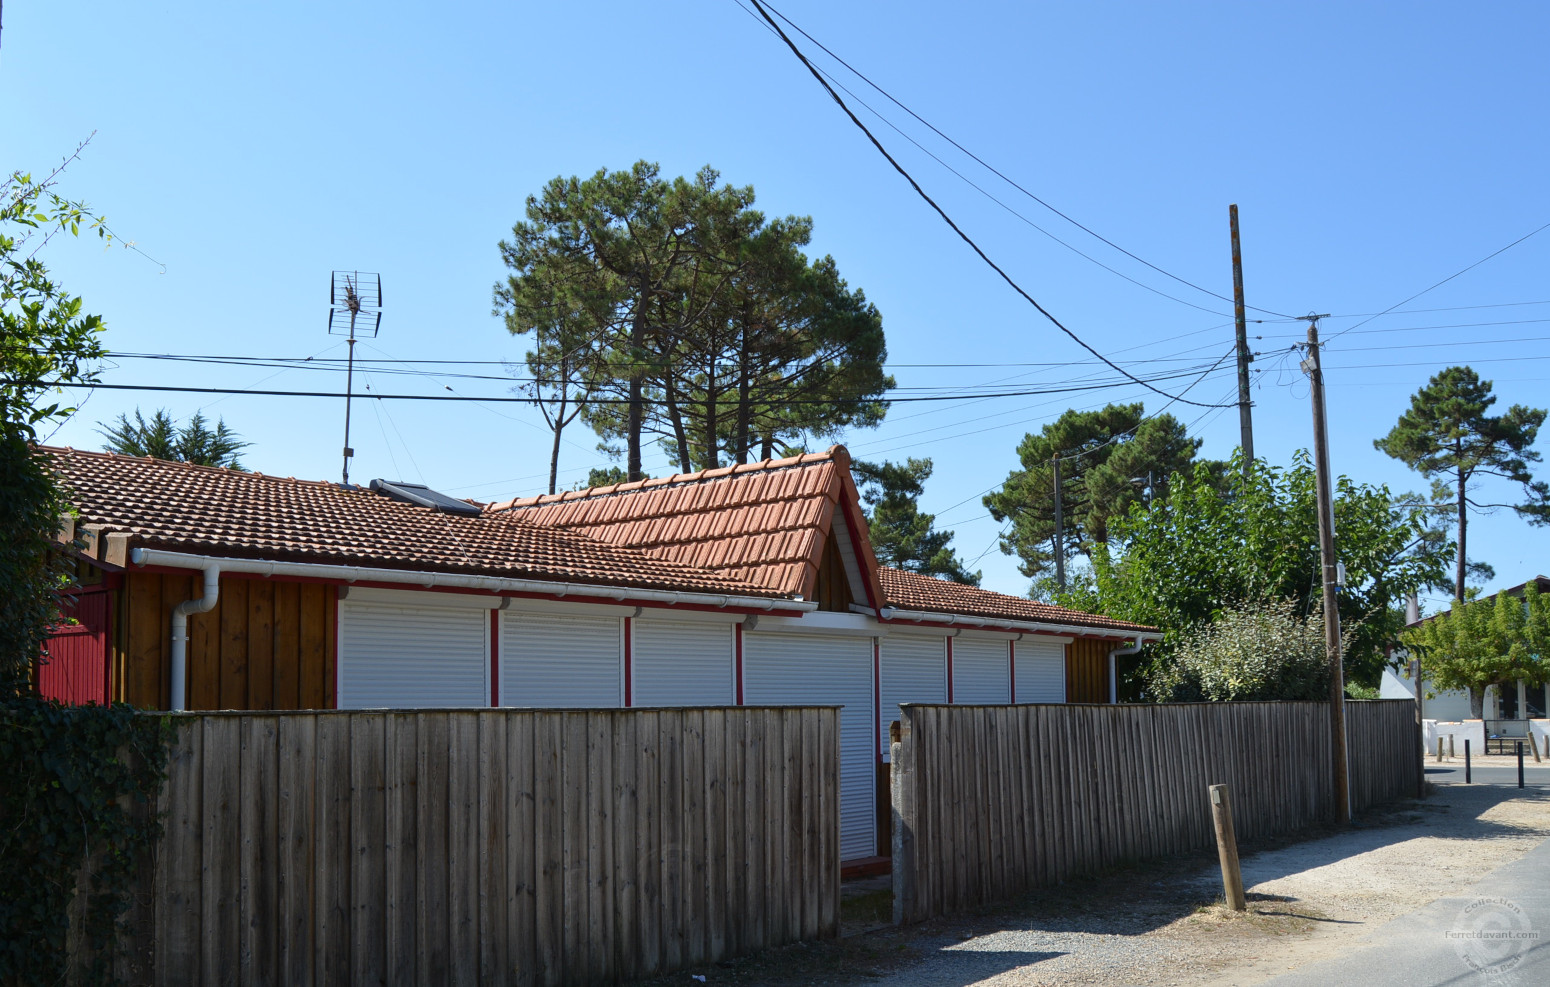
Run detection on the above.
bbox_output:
[68,362,1231,407]
[1326,219,1550,341]
[744,0,1235,411]
[744,0,1296,320]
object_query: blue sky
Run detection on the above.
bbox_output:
[8,1,1550,609]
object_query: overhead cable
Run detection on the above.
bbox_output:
[744,0,1234,410]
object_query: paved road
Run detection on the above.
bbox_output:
[1427,758,1550,787]
[1262,829,1550,986]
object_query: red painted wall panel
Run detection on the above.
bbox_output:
[38,592,111,705]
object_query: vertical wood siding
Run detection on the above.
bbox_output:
[890,700,1421,924]
[113,573,336,710]
[119,707,840,985]
[1063,638,1112,704]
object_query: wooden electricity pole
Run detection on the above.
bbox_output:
[1052,452,1067,592]
[1302,316,1350,824]
[1230,205,1254,474]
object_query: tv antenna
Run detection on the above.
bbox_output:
[328,271,382,486]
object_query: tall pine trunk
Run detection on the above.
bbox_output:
[547,398,565,495]
[703,376,720,470]
[626,292,648,481]
[735,309,752,465]
[1456,466,1468,601]
[665,383,693,474]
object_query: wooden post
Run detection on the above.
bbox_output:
[1531,734,1542,764]
[1229,204,1254,471]
[1208,784,1246,911]
[1518,742,1525,788]
[1465,739,1471,783]
[1303,319,1350,824]
[1435,737,1443,762]
[890,718,916,926]
[1448,734,1455,759]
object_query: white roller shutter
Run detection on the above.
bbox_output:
[953,637,1010,704]
[880,635,946,760]
[1015,638,1066,703]
[501,612,621,707]
[742,631,876,861]
[338,602,489,708]
[632,619,734,706]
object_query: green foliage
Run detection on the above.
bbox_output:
[0,436,71,698]
[1375,366,1549,600]
[1149,598,1334,702]
[97,408,249,469]
[1345,682,1382,700]
[1,171,107,434]
[572,465,638,490]
[495,161,891,481]
[1402,582,1550,718]
[1,160,171,984]
[983,403,1217,580]
[854,458,979,585]
[0,702,171,985]
[1089,452,1445,687]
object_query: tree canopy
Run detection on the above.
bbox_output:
[1,167,109,694]
[495,161,890,484]
[854,458,980,585]
[1149,598,1336,702]
[1402,582,1550,717]
[1375,366,1548,600]
[983,403,1216,581]
[98,408,248,469]
[1086,452,1445,687]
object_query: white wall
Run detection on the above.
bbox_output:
[1381,664,1472,720]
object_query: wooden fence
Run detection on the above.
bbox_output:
[889,700,1421,924]
[115,707,840,986]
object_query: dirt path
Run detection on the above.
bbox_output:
[666,784,1550,987]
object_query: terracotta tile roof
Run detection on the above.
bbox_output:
[43,447,785,598]
[878,567,1158,635]
[488,446,881,601]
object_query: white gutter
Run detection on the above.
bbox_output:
[170,564,220,711]
[1107,637,1163,704]
[877,605,1157,642]
[130,548,813,615]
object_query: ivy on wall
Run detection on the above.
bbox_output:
[0,700,171,986]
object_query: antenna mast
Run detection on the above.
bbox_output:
[328,271,382,486]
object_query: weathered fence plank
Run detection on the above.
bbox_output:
[121,706,839,987]
[894,700,1420,925]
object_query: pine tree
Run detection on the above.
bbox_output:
[97,408,248,469]
[982,403,1216,580]
[854,458,979,585]
[1375,366,1549,600]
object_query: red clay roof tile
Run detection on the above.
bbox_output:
[44,447,783,599]
[488,447,872,599]
[877,568,1157,634]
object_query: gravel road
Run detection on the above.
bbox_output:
[653,785,1550,987]
[862,784,1550,987]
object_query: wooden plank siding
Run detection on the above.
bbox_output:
[110,572,336,711]
[891,700,1421,925]
[1063,638,1111,704]
[114,707,840,986]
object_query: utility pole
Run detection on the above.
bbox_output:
[1230,205,1254,474]
[1300,315,1349,824]
[1052,452,1066,593]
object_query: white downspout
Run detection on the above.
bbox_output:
[170,565,220,711]
[1106,636,1155,704]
